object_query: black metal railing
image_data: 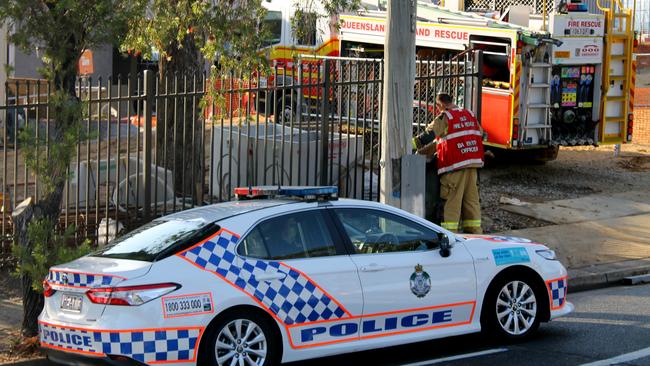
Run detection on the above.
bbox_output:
[0,51,483,255]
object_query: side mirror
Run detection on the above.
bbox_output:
[438,233,451,258]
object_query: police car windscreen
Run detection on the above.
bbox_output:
[93,218,216,262]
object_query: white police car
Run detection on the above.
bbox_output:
[39,186,573,366]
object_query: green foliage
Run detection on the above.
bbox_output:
[291,0,363,46]
[122,0,268,73]
[0,1,133,308]
[1,0,139,87]
[12,219,91,293]
[18,91,87,195]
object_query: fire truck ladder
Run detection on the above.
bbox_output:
[598,0,635,144]
[522,58,553,145]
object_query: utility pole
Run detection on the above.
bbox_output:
[380,0,424,214]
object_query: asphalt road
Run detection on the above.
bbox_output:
[24,283,650,366]
[291,283,650,366]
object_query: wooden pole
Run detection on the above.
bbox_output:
[380,0,417,208]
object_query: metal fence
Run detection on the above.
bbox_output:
[464,0,555,15]
[0,50,483,255]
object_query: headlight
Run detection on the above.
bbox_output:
[536,249,557,261]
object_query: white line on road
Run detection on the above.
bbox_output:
[400,348,509,366]
[580,346,650,366]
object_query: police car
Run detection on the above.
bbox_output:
[39,186,573,366]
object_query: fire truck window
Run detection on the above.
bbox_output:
[262,11,282,47]
[471,38,511,88]
[294,12,318,46]
[483,54,510,83]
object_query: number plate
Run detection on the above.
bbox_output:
[60,293,83,312]
[162,293,213,318]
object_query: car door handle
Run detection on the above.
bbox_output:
[254,272,286,281]
[360,264,387,272]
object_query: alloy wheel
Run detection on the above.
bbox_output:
[495,280,537,336]
[215,319,268,366]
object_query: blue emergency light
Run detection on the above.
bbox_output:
[234,186,338,201]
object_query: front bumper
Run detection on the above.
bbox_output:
[550,301,575,320]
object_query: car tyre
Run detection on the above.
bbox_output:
[275,97,295,125]
[201,310,281,366]
[482,275,542,341]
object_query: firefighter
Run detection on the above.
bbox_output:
[412,93,484,234]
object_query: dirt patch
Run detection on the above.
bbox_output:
[617,156,650,172]
[480,143,650,233]
[0,332,43,365]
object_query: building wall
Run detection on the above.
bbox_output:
[633,83,650,143]
[12,44,114,80]
[633,107,650,144]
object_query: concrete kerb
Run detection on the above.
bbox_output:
[568,258,650,292]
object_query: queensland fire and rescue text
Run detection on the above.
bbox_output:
[341,20,469,40]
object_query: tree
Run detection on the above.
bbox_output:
[122,0,362,202]
[2,0,362,338]
[122,0,269,203]
[0,0,138,336]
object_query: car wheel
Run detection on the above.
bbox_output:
[202,311,281,366]
[482,276,541,340]
[275,97,295,125]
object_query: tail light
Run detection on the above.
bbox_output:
[627,114,634,141]
[512,118,519,140]
[87,283,180,306]
[43,280,55,298]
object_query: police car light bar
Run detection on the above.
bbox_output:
[234,186,338,201]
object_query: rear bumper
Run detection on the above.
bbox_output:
[44,347,146,366]
[38,319,203,366]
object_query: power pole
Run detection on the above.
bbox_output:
[380,0,423,213]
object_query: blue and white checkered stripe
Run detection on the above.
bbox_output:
[94,329,200,363]
[47,270,123,288]
[39,322,201,363]
[549,278,567,309]
[179,229,347,325]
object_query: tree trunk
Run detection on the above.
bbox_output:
[12,60,79,336]
[157,35,205,204]
[12,121,70,337]
[12,198,43,337]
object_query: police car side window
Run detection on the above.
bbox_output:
[334,209,439,254]
[237,211,337,260]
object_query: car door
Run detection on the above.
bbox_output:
[330,207,477,342]
[235,208,364,349]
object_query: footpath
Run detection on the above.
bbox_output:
[500,190,650,291]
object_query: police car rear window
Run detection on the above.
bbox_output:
[93,219,218,262]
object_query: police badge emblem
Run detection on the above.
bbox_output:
[410,264,431,298]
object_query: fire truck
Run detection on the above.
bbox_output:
[256,0,636,157]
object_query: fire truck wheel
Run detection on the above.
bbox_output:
[275,97,295,125]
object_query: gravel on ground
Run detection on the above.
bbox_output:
[481,143,650,233]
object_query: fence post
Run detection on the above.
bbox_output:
[319,60,330,186]
[143,70,153,220]
[474,50,484,125]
